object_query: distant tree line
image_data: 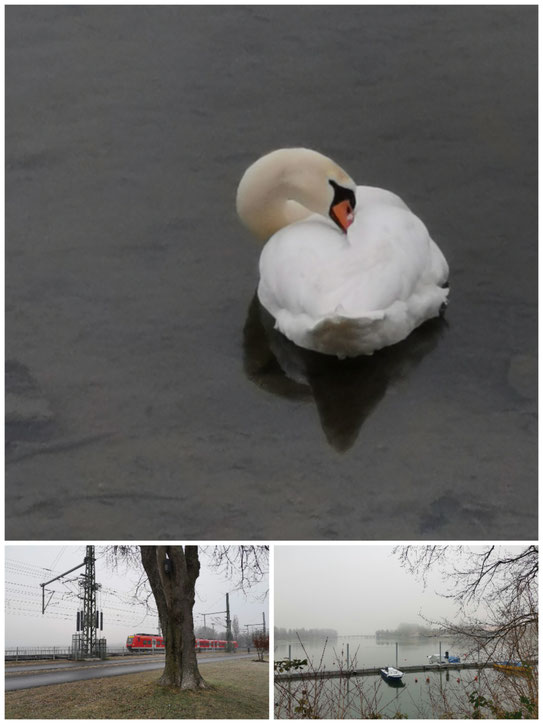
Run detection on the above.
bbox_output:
[275,627,338,641]
[375,622,440,639]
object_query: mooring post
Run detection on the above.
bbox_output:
[287,644,292,719]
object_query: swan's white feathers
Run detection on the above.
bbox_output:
[239,149,449,357]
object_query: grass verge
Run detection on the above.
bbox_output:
[6,659,269,719]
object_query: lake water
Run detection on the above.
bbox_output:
[275,636,472,670]
[275,637,506,719]
[6,6,537,540]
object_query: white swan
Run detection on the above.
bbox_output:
[236,148,449,358]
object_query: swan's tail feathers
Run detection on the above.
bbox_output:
[310,312,387,358]
[272,283,449,358]
[439,280,450,317]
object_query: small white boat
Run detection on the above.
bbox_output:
[380,666,404,682]
[428,652,460,665]
[427,654,447,665]
[381,643,405,685]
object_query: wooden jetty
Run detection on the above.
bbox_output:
[276,661,500,683]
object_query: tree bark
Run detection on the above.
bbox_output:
[140,546,206,690]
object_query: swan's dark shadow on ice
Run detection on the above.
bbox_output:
[243,293,448,452]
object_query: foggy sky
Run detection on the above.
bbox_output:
[5,545,268,648]
[274,546,461,634]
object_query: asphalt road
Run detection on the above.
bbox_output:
[6,6,537,540]
[5,653,253,691]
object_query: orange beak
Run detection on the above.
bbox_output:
[330,199,355,232]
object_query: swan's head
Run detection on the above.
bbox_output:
[281,149,357,233]
[237,148,357,240]
[328,179,357,233]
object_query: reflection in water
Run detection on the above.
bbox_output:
[383,677,406,689]
[243,293,447,452]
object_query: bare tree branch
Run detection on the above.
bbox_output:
[203,545,269,598]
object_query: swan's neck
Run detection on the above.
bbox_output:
[237,185,311,241]
[236,152,314,240]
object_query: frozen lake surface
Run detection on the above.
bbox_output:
[6,6,537,540]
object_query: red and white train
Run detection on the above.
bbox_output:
[126,633,238,652]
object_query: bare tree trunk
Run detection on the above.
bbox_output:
[140,546,206,690]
